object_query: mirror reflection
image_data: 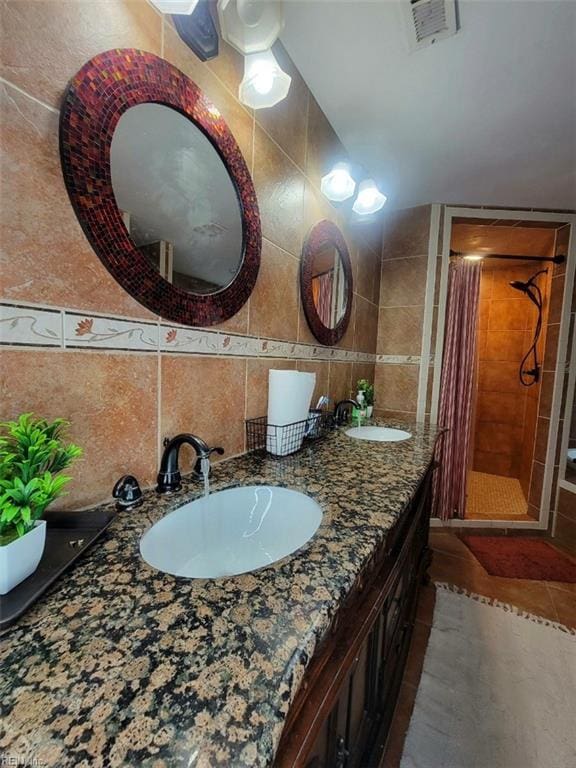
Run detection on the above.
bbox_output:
[110,103,244,295]
[310,244,348,329]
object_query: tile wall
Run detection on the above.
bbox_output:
[0,0,382,508]
[374,205,432,420]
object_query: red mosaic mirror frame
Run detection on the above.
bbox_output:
[300,220,353,346]
[59,49,261,327]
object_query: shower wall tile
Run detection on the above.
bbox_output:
[473,264,550,481]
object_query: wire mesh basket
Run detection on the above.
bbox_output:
[246,410,333,457]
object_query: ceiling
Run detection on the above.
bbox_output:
[281,0,576,211]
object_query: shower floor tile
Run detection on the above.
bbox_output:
[466,471,531,520]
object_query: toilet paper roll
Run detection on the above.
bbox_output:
[267,369,316,455]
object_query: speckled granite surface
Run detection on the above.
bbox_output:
[0,421,438,768]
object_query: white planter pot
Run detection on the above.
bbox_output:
[0,520,46,595]
[366,406,374,418]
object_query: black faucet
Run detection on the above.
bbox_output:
[156,433,224,494]
[333,399,360,426]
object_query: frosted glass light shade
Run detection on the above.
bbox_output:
[352,179,387,215]
[149,0,199,13]
[239,50,291,109]
[218,0,284,55]
[320,163,356,202]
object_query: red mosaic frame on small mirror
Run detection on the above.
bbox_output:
[300,220,353,346]
[59,49,261,327]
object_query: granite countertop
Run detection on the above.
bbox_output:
[0,420,439,768]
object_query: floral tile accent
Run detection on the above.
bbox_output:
[64,313,158,351]
[377,354,421,365]
[259,338,292,358]
[0,304,62,347]
[160,325,219,355]
[218,333,261,357]
[293,343,314,360]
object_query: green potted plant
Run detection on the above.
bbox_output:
[357,379,375,418]
[0,413,82,594]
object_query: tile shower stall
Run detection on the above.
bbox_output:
[451,221,569,521]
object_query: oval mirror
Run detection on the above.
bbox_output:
[59,50,261,327]
[300,220,353,345]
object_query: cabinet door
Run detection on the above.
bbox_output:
[346,639,370,767]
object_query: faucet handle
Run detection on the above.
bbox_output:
[193,446,224,477]
[112,475,144,510]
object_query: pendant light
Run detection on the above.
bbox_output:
[149,0,199,14]
[320,162,356,203]
[352,179,387,215]
[239,49,291,109]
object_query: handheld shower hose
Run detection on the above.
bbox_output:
[509,270,547,387]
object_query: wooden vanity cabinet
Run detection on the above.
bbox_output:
[275,465,434,768]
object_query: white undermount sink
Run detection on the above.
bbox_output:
[345,426,412,442]
[140,486,322,579]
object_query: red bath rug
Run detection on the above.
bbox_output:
[460,536,576,582]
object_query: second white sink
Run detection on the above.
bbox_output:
[140,485,322,579]
[345,426,412,442]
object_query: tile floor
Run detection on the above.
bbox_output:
[380,531,576,768]
[466,470,532,520]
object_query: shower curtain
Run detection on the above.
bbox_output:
[433,261,481,520]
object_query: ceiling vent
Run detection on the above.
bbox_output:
[401,0,458,52]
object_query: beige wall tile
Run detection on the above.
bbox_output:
[381,205,431,260]
[356,242,381,305]
[374,364,419,413]
[328,362,353,404]
[0,349,158,508]
[297,360,329,406]
[249,239,299,341]
[380,256,428,308]
[253,126,306,257]
[377,306,424,356]
[161,355,246,469]
[0,0,162,108]
[255,42,309,170]
[0,83,154,318]
[354,297,378,354]
[305,94,346,189]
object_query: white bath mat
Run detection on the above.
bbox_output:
[400,584,576,768]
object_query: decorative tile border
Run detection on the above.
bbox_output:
[0,304,62,347]
[0,301,378,364]
[376,355,422,365]
[161,325,219,355]
[65,313,158,352]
